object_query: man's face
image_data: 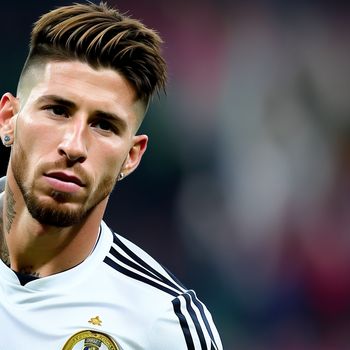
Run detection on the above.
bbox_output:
[7,60,147,227]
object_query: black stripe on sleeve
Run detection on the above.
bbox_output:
[109,244,183,293]
[172,297,195,350]
[188,290,218,349]
[104,256,178,297]
[183,293,208,350]
[109,230,186,293]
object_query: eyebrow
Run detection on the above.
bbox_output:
[35,94,127,132]
[36,95,76,109]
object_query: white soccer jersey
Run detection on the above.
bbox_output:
[0,177,222,349]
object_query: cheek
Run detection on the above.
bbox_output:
[97,138,131,166]
[101,154,122,176]
[14,133,52,170]
[92,147,127,180]
[15,117,53,153]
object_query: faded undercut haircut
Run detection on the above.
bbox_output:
[17,1,167,104]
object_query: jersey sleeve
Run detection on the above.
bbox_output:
[147,290,223,350]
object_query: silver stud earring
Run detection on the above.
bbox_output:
[118,172,125,181]
[3,135,11,147]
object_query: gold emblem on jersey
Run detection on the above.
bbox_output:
[88,316,102,326]
[62,330,120,350]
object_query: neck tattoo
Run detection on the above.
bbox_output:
[0,213,10,266]
[19,266,41,278]
[0,183,17,266]
[5,184,16,235]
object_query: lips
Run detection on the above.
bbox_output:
[44,171,86,193]
[45,172,85,187]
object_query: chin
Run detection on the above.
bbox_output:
[30,205,89,227]
[25,194,89,227]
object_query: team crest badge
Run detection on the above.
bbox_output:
[62,330,121,350]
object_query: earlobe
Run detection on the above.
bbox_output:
[0,93,18,144]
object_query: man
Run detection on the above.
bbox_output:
[0,2,222,349]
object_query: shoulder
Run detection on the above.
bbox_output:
[102,224,187,298]
[101,223,223,349]
[145,288,223,349]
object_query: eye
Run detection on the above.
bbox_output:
[91,120,117,133]
[44,105,69,117]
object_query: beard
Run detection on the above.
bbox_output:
[22,191,91,227]
[11,142,117,227]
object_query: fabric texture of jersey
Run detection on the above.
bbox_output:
[0,176,222,349]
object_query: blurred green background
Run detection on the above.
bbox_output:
[1,1,350,349]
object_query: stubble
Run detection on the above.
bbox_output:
[11,139,117,228]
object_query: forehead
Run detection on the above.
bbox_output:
[22,60,145,123]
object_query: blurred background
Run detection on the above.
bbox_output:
[1,1,350,348]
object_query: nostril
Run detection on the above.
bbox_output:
[58,132,88,162]
[58,143,87,163]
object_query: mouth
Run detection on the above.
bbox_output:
[45,172,85,187]
[43,171,86,193]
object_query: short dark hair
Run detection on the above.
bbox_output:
[18,2,167,104]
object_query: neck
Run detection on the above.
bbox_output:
[1,176,107,278]
[0,212,9,267]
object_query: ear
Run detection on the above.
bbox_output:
[121,134,148,177]
[0,93,19,144]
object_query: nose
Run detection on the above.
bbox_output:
[58,117,88,163]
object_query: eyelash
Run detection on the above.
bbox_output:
[91,120,117,133]
[44,105,69,117]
